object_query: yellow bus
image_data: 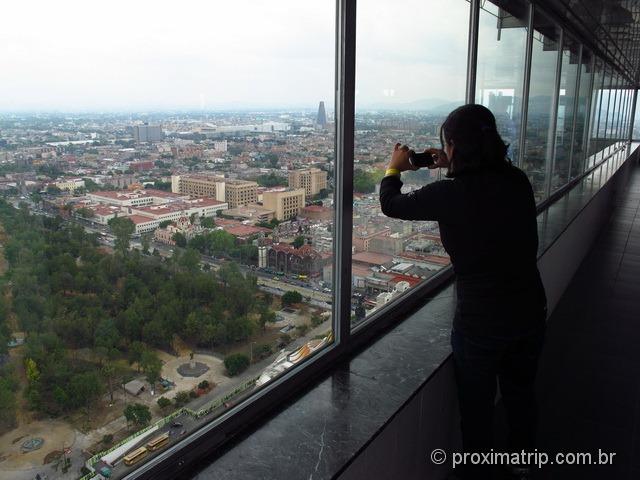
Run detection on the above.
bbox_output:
[146,433,170,452]
[123,447,148,466]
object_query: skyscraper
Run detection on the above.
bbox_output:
[133,124,163,143]
[316,101,327,128]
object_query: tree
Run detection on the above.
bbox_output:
[292,235,305,249]
[140,349,162,388]
[174,390,191,407]
[353,169,384,193]
[224,353,250,376]
[141,234,151,254]
[157,396,172,410]
[172,232,187,248]
[123,403,151,430]
[108,217,135,254]
[102,362,117,405]
[76,207,95,219]
[281,290,303,307]
[159,220,173,229]
[46,184,62,195]
[127,341,146,371]
[200,217,215,228]
[94,318,119,355]
[256,172,284,187]
[180,248,200,272]
[258,309,276,332]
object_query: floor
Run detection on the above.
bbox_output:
[531,160,640,479]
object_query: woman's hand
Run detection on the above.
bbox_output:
[388,143,415,172]
[424,148,450,169]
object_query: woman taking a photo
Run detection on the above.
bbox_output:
[379,104,547,480]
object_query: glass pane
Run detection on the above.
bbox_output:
[587,59,605,163]
[551,36,579,192]
[569,49,592,178]
[599,68,613,152]
[476,0,529,165]
[624,89,633,140]
[633,92,640,139]
[0,1,336,478]
[351,0,469,327]
[522,11,561,202]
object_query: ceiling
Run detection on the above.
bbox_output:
[540,0,640,86]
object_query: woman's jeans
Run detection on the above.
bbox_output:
[451,324,546,478]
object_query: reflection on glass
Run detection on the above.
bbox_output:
[587,59,605,164]
[476,0,529,164]
[351,0,469,327]
[522,11,560,201]
[551,36,579,191]
[598,68,613,153]
[569,49,592,178]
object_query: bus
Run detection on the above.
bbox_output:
[123,447,148,466]
[146,433,170,452]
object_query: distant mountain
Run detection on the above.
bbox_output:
[357,98,465,113]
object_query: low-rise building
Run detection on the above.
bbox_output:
[266,243,327,276]
[262,188,306,221]
[154,216,204,245]
[54,178,85,191]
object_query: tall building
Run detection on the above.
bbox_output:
[133,124,163,143]
[316,101,327,128]
[288,168,328,196]
[172,174,258,208]
[262,188,306,221]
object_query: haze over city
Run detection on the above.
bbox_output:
[0,0,468,111]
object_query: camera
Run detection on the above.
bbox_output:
[408,150,437,169]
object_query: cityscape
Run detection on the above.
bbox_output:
[0,105,451,479]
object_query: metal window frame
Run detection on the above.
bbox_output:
[466,0,480,104]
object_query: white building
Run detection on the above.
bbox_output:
[54,178,85,191]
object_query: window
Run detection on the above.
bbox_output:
[0,1,636,479]
[551,35,580,192]
[0,1,336,478]
[569,49,593,179]
[476,0,529,165]
[522,9,561,201]
[350,0,469,327]
[587,60,606,167]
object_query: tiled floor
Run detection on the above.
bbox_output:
[532,160,640,479]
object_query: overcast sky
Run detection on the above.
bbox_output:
[0,0,470,112]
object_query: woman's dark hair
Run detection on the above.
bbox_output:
[439,104,511,177]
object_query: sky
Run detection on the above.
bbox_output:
[0,0,471,112]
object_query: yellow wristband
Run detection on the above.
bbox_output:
[385,168,400,177]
